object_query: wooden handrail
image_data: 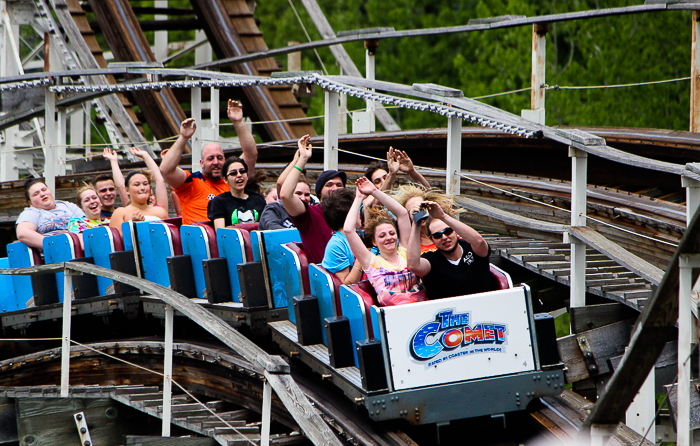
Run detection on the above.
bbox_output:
[0,261,342,446]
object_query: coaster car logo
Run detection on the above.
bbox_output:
[410,309,507,361]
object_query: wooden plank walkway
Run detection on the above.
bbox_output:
[484,234,654,312]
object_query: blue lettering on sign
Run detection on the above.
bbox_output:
[410,309,507,362]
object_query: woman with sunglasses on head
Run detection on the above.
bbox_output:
[406,201,493,300]
[208,156,266,230]
[343,177,425,307]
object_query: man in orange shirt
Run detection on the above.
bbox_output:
[160,100,258,224]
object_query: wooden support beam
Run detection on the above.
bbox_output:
[557,319,633,383]
[324,90,339,171]
[299,0,400,132]
[567,226,664,285]
[580,185,700,433]
[692,10,700,133]
[530,22,547,124]
[52,261,344,446]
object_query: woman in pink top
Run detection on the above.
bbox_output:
[343,177,425,306]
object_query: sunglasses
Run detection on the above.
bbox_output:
[430,227,454,239]
[226,168,247,177]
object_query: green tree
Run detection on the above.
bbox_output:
[256,0,692,132]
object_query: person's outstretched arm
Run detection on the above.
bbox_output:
[103,147,129,205]
[130,146,168,209]
[276,148,301,196]
[396,150,430,189]
[228,99,258,177]
[280,135,311,218]
[342,186,372,269]
[160,118,195,190]
[406,202,432,277]
[424,201,489,257]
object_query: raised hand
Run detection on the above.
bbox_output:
[396,150,415,173]
[355,176,377,197]
[103,147,118,161]
[129,146,148,159]
[423,200,446,219]
[297,134,312,161]
[227,99,243,122]
[180,118,196,139]
[387,147,400,174]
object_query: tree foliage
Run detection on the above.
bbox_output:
[255,0,692,132]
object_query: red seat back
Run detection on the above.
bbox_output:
[347,281,379,338]
[229,222,259,232]
[162,223,183,256]
[489,264,512,290]
[30,245,43,265]
[163,216,182,228]
[192,223,219,258]
[285,242,310,294]
[237,229,254,263]
[106,226,124,251]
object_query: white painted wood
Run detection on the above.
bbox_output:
[56,108,67,175]
[194,29,212,66]
[324,90,339,171]
[626,367,655,441]
[84,103,91,159]
[61,270,73,397]
[446,116,462,196]
[570,147,588,226]
[51,3,147,150]
[299,0,400,131]
[569,147,588,310]
[209,85,220,145]
[70,107,85,157]
[366,49,376,132]
[261,380,272,446]
[683,175,700,225]
[154,1,168,62]
[531,24,546,115]
[44,89,57,194]
[339,67,348,135]
[191,87,202,173]
[162,304,174,437]
[678,254,700,446]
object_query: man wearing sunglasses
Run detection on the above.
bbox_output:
[407,201,493,300]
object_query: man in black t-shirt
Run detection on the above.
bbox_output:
[407,201,493,300]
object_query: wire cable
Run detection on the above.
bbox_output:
[544,76,690,91]
[70,339,259,446]
[335,147,680,249]
[286,0,329,75]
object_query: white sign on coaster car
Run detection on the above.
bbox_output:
[380,286,536,391]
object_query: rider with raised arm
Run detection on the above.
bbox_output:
[406,201,492,300]
[278,135,346,264]
[159,100,257,225]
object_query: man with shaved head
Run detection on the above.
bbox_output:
[160,100,258,224]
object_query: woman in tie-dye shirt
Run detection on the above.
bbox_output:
[343,177,425,306]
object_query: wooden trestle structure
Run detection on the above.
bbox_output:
[3,1,700,445]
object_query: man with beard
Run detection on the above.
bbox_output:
[407,201,493,300]
[160,100,257,225]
